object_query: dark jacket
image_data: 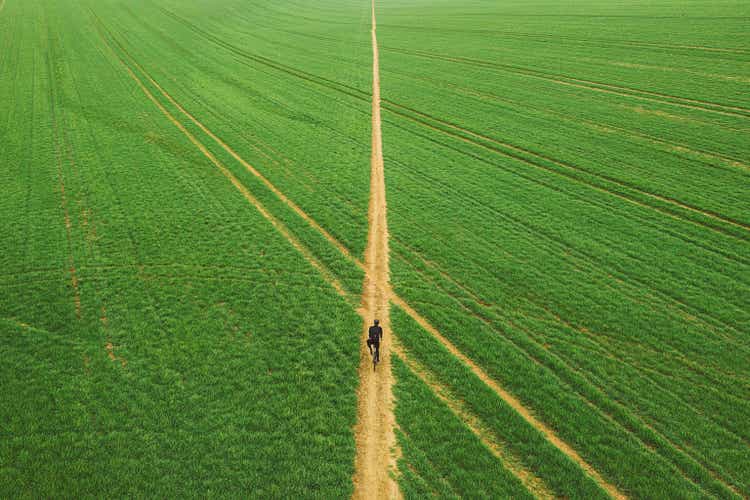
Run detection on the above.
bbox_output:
[368,325,383,342]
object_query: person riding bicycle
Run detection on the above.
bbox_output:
[367,319,383,363]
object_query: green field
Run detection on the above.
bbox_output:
[1,0,748,497]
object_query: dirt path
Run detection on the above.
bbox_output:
[352,2,401,499]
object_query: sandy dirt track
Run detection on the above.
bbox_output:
[351,2,401,498]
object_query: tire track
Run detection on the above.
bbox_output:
[383,114,749,269]
[93,11,374,280]
[388,205,747,494]
[375,25,750,56]
[90,12,353,306]
[395,239,749,401]
[117,9,362,265]
[120,4,373,193]
[44,32,81,319]
[384,138,750,298]
[385,69,750,172]
[156,6,371,102]
[434,270,746,496]
[379,46,750,119]
[389,296,626,499]
[393,345,555,499]
[381,101,750,237]
[160,7,750,248]
[148,2,750,241]
[204,25,748,239]
[386,126,750,325]
[224,24,750,163]
[384,119,750,344]
[385,139,749,293]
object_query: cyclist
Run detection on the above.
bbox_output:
[367,319,383,363]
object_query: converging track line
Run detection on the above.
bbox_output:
[92,7,630,498]
[389,296,627,499]
[90,12,351,304]
[149,8,747,240]
[379,46,750,119]
[393,345,555,499]
[381,101,750,238]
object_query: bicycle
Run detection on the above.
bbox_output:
[371,344,380,370]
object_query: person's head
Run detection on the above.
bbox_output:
[374,319,380,326]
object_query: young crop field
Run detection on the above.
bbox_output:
[1,0,748,497]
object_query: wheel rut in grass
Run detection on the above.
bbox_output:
[352,2,400,498]
[390,296,627,500]
[379,46,750,119]
[91,13,351,305]
[382,101,750,237]
[137,5,749,232]
[119,55,357,264]
[393,344,555,499]
[402,73,750,172]
[47,50,81,319]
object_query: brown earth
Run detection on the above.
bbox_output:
[351,2,401,498]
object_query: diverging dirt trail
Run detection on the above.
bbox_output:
[352,2,401,498]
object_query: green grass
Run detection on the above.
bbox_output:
[2,0,748,497]
[392,355,534,499]
[0,0,367,496]
[378,0,749,497]
[392,301,746,497]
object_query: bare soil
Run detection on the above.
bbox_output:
[352,3,401,498]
